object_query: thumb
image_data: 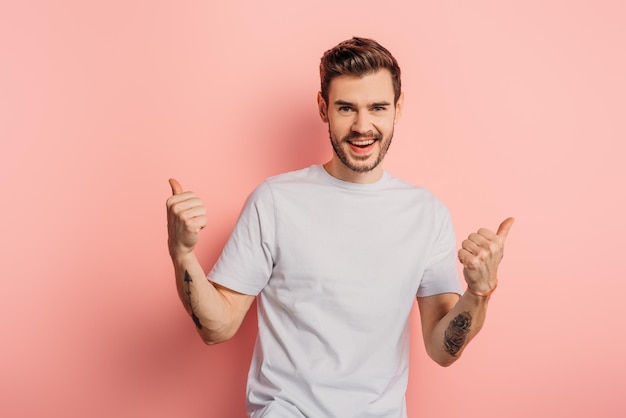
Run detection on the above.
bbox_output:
[496,217,515,240]
[169,178,183,196]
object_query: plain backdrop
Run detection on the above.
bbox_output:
[1,1,625,417]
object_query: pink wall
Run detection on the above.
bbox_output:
[2,1,625,417]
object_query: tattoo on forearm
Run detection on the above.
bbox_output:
[184,270,203,330]
[444,312,472,356]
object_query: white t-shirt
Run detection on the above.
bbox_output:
[209,165,462,417]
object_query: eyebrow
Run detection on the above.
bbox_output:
[333,100,392,107]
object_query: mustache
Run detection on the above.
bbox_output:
[343,131,383,142]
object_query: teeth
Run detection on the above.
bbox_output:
[351,139,375,146]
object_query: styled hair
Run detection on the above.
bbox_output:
[319,37,402,104]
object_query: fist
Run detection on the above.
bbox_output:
[166,178,208,256]
[458,217,514,294]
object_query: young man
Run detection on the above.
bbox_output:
[166,37,513,417]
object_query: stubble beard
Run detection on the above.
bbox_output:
[328,127,394,173]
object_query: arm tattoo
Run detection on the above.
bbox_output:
[184,270,203,330]
[443,312,472,357]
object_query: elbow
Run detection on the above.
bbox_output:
[434,355,458,368]
[427,347,461,367]
[198,325,237,346]
[201,337,225,346]
[201,333,233,346]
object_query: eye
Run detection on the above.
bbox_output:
[338,106,354,113]
[372,106,387,112]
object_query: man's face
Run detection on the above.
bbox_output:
[318,69,403,180]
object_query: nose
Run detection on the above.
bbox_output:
[352,111,373,134]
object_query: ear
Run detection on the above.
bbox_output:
[394,92,404,124]
[317,91,328,123]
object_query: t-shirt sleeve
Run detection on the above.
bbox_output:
[416,202,463,297]
[208,181,275,296]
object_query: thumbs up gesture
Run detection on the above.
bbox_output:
[166,178,208,256]
[458,217,514,295]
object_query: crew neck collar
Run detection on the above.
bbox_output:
[316,165,390,191]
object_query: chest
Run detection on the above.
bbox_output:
[268,190,437,312]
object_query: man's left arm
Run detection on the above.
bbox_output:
[417,217,515,367]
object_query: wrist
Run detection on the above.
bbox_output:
[168,242,194,260]
[466,280,498,298]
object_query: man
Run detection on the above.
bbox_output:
[166,37,513,417]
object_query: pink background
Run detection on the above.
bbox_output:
[2,1,625,417]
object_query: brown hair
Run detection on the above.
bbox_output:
[319,37,402,104]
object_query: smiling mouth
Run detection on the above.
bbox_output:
[347,138,378,148]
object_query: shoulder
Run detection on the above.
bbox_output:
[383,172,448,209]
[265,165,323,186]
[260,165,328,197]
[245,165,323,204]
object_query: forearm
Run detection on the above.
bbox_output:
[425,291,490,367]
[171,251,236,344]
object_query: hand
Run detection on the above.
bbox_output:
[458,217,514,294]
[166,178,207,256]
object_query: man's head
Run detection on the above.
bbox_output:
[319,37,401,106]
[318,37,404,183]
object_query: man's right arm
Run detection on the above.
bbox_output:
[167,178,255,345]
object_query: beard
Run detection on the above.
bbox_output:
[328,127,394,173]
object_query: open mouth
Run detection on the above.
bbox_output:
[347,138,377,148]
